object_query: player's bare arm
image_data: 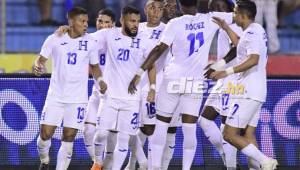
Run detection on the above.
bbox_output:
[210,54,259,80]
[90,63,107,94]
[128,42,168,94]
[147,64,156,102]
[204,47,237,78]
[212,16,239,46]
[54,25,70,36]
[34,55,47,76]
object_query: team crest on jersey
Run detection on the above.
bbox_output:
[78,40,88,51]
[150,30,162,39]
[130,38,140,48]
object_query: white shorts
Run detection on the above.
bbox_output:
[226,98,262,128]
[156,79,203,117]
[97,97,140,135]
[205,92,231,116]
[85,91,101,124]
[40,99,87,130]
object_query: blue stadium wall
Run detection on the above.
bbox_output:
[0,78,299,166]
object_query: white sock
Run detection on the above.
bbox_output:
[220,124,237,168]
[135,132,148,168]
[37,136,51,164]
[151,120,169,169]
[126,136,138,170]
[198,117,224,156]
[83,124,96,160]
[241,144,269,165]
[161,133,176,170]
[56,141,73,170]
[126,129,148,169]
[103,131,117,169]
[112,132,130,170]
[147,135,153,170]
[182,123,197,170]
[248,157,261,170]
[94,129,109,164]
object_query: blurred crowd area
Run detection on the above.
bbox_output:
[0,0,300,74]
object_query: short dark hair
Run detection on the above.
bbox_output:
[98,8,116,22]
[67,7,87,19]
[121,6,140,16]
[179,0,197,7]
[236,0,257,20]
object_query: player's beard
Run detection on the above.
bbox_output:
[124,25,138,37]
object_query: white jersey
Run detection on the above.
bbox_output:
[236,23,268,102]
[93,28,149,100]
[213,23,243,91]
[160,12,233,80]
[138,22,167,92]
[40,33,98,103]
[90,32,107,92]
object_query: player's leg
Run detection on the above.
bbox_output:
[220,93,238,169]
[56,127,78,170]
[112,100,144,170]
[198,105,225,161]
[243,125,261,170]
[150,79,179,169]
[125,94,155,170]
[92,97,118,170]
[84,91,100,160]
[180,94,203,170]
[265,0,280,53]
[161,114,179,170]
[56,103,86,170]
[38,100,63,170]
[102,130,117,170]
[220,116,237,170]
[223,99,278,169]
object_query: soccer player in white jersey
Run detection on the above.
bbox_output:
[34,7,107,170]
[128,0,233,169]
[91,6,156,170]
[211,0,278,169]
[198,0,243,169]
[83,8,116,163]
[124,1,166,170]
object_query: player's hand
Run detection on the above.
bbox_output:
[128,75,141,95]
[33,61,45,76]
[99,80,107,94]
[212,16,230,30]
[204,68,216,79]
[55,25,69,36]
[147,89,155,103]
[210,70,228,81]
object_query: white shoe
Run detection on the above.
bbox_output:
[261,158,278,170]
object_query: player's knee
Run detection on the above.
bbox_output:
[167,127,177,133]
[223,128,235,143]
[201,106,219,120]
[62,129,78,142]
[83,124,96,137]
[94,129,109,143]
[40,129,54,140]
[140,125,155,136]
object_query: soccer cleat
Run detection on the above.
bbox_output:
[38,163,49,170]
[261,158,278,170]
[91,162,103,170]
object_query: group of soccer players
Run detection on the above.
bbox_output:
[34,0,278,170]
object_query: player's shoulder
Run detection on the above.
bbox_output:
[245,23,264,35]
[229,23,243,36]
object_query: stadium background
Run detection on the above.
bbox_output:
[0,0,299,169]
